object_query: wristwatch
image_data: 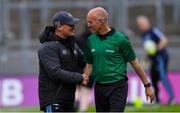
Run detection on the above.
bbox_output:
[144,83,151,88]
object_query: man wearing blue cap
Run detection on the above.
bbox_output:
[38,11,88,112]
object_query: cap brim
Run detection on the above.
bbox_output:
[67,18,80,25]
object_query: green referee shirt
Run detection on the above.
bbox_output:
[84,29,136,84]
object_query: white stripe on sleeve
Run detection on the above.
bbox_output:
[152,28,165,39]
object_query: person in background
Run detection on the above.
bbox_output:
[136,15,175,104]
[38,11,88,112]
[83,7,155,112]
[75,25,94,112]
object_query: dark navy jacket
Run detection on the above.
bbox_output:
[142,27,168,62]
[38,26,83,110]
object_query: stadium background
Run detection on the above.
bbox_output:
[0,0,180,112]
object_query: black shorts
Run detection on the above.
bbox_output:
[94,79,128,112]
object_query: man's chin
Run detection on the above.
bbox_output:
[90,30,95,33]
[66,34,74,38]
[69,33,74,36]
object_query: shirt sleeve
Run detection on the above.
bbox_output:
[119,36,136,62]
[152,27,165,39]
[83,40,93,64]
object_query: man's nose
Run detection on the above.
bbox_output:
[87,24,91,28]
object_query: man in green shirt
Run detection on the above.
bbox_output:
[83,7,155,112]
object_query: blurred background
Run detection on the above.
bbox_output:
[0,0,180,112]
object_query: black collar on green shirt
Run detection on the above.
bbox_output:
[98,28,115,40]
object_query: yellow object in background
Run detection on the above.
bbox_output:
[143,40,157,56]
[133,97,143,108]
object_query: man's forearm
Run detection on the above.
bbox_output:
[158,36,168,50]
[130,58,149,85]
[84,63,92,77]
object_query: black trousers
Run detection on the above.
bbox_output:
[94,79,128,112]
[43,103,74,112]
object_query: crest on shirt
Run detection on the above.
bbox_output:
[91,49,95,53]
[106,50,115,53]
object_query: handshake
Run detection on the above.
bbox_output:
[82,74,89,86]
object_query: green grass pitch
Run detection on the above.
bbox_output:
[0,104,180,112]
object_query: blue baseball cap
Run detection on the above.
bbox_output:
[52,11,80,26]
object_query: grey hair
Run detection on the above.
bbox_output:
[136,15,149,22]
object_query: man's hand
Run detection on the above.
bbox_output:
[82,74,89,86]
[145,87,155,103]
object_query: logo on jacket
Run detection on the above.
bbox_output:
[62,50,67,55]
[74,50,77,54]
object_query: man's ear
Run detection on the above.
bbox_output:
[57,25,62,30]
[99,19,106,24]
